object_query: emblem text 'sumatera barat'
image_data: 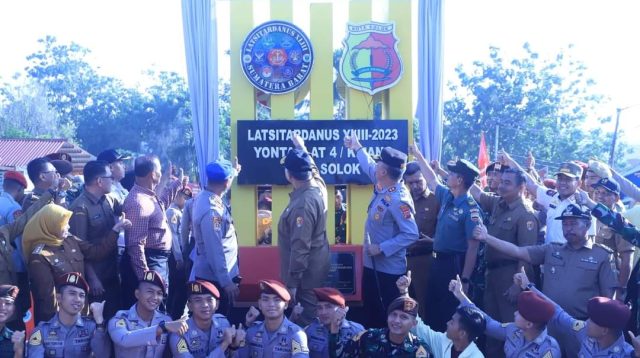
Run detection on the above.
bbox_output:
[339,22,404,95]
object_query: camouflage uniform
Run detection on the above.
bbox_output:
[329,328,432,358]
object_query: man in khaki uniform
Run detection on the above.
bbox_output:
[474,203,617,357]
[68,160,122,319]
[402,162,438,319]
[470,167,539,357]
[279,134,329,327]
[592,178,633,300]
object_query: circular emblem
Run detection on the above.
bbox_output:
[240,21,314,94]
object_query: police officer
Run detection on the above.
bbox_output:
[402,162,439,319]
[474,204,618,357]
[279,134,330,327]
[167,187,193,319]
[68,160,123,319]
[591,178,634,300]
[192,159,241,316]
[170,280,246,357]
[411,145,482,332]
[27,272,110,357]
[343,134,418,328]
[515,270,634,357]
[0,171,27,226]
[304,287,364,358]
[449,274,561,357]
[329,296,432,358]
[469,167,539,357]
[237,279,309,357]
[0,285,25,357]
[109,270,189,357]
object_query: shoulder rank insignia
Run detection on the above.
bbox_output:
[28,330,42,345]
[388,186,396,193]
[116,319,126,328]
[501,322,509,328]
[470,208,481,222]
[292,339,302,353]
[416,346,428,358]
[32,244,45,255]
[399,204,411,219]
[572,320,585,331]
[213,217,222,231]
[177,338,189,353]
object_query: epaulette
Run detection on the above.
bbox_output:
[593,242,614,254]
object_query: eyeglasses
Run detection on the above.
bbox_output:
[100,176,114,180]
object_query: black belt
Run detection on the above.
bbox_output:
[486,259,518,270]
[145,248,172,256]
[406,249,433,257]
[432,251,464,260]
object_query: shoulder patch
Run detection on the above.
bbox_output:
[177,338,189,353]
[546,189,557,197]
[28,330,42,345]
[32,244,45,255]
[12,210,23,219]
[542,351,553,358]
[572,320,585,331]
[116,319,126,328]
[171,215,178,224]
[296,216,304,227]
[399,204,412,219]
[470,208,481,222]
[467,197,476,206]
[593,242,614,253]
[416,346,428,358]
[526,220,535,231]
[292,339,302,354]
[213,216,222,231]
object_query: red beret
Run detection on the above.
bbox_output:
[140,270,166,294]
[313,287,345,308]
[55,272,89,293]
[588,296,630,330]
[188,280,220,299]
[543,178,556,189]
[0,285,19,301]
[259,279,290,302]
[517,291,555,323]
[3,171,27,188]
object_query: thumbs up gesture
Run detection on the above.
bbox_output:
[513,266,531,290]
[396,270,412,294]
[245,306,260,327]
[113,212,132,232]
[448,275,466,300]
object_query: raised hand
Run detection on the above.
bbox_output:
[11,330,25,354]
[513,266,530,290]
[291,302,303,317]
[292,132,307,152]
[473,224,489,242]
[329,306,348,334]
[58,177,72,192]
[245,306,260,326]
[574,188,596,209]
[89,300,106,323]
[448,275,465,301]
[233,157,242,175]
[165,317,189,336]
[232,323,247,348]
[396,270,412,294]
[343,130,362,151]
[113,213,132,232]
[525,150,535,169]
[628,331,640,353]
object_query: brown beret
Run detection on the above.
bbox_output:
[140,270,166,294]
[188,280,220,299]
[387,296,418,317]
[588,296,630,330]
[55,272,89,292]
[259,279,290,302]
[517,291,555,323]
[313,287,345,308]
[46,153,73,176]
[3,171,27,188]
[0,285,19,301]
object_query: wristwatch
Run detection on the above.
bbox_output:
[159,320,168,334]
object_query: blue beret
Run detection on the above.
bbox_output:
[282,149,312,172]
[555,204,591,221]
[206,161,234,181]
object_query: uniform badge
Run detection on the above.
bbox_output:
[116,319,126,328]
[376,205,385,212]
[296,217,304,227]
[177,338,189,353]
[388,186,396,193]
[280,336,287,346]
[501,323,509,328]
[29,331,42,346]
[399,204,411,219]
[572,320,585,331]
[32,244,45,255]
[416,346,428,358]
[546,190,556,197]
[374,213,380,221]
[12,210,23,219]
[213,217,222,231]
[384,195,392,203]
[292,339,303,353]
[352,331,365,341]
[171,215,178,225]
[526,221,534,231]
[470,208,481,222]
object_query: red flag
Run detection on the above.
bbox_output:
[478,132,489,187]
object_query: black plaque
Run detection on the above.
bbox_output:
[323,252,356,295]
[236,119,408,185]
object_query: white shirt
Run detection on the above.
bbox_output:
[535,186,576,244]
[413,316,484,358]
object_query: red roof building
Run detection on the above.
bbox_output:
[0,138,94,175]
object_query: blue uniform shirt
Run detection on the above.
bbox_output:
[108,303,172,358]
[305,318,364,358]
[170,315,230,358]
[27,314,110,358]
[433,184,481,253]
[0,191,21,226]
[357,150,419,275]
[237,317,309,358]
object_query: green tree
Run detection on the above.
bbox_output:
[442,43,629,171]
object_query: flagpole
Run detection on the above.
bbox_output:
[494,125,500,160]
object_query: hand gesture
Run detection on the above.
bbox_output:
[473,224,489,242]
[365,243,381,256]
[113,213,132,232]
[232,324,246,348]
[628,331,640,353]
[245,306,260,326]
[430,160,441,171]
[396,271,412,294]
[178,168,189,188]
[408,144,422,159]
[329,306,348,334]
[11,330,25,353]
[343,130,362,151]
[497,149,513,167]
[292,132,307,152]
[513,266,530,290]
[448,275,465,301]
[291,302,303,317]
[574,188,596,209]
[233,157,242,175]
[222,326,235,347]
[165,317,189,336]
[89,300,106,323]
[58,177,72,192]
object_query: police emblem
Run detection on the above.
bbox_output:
[339,22,403,95]
[241,21,314,94]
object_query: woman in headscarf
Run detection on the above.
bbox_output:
[23,204,131,323]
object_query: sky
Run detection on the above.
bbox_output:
[1,0,639,158]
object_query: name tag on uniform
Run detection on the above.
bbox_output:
[73,337,90,345]
[580,257,598,264]
[551,252,562,260]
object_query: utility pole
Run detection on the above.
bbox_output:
[494,125,499,160]
[609,104,640,166]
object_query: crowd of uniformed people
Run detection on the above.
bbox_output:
[2,131,640,357]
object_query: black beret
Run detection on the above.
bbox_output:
[447,159,480,181]
[373,147,407,170]
[282,149,313,173]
